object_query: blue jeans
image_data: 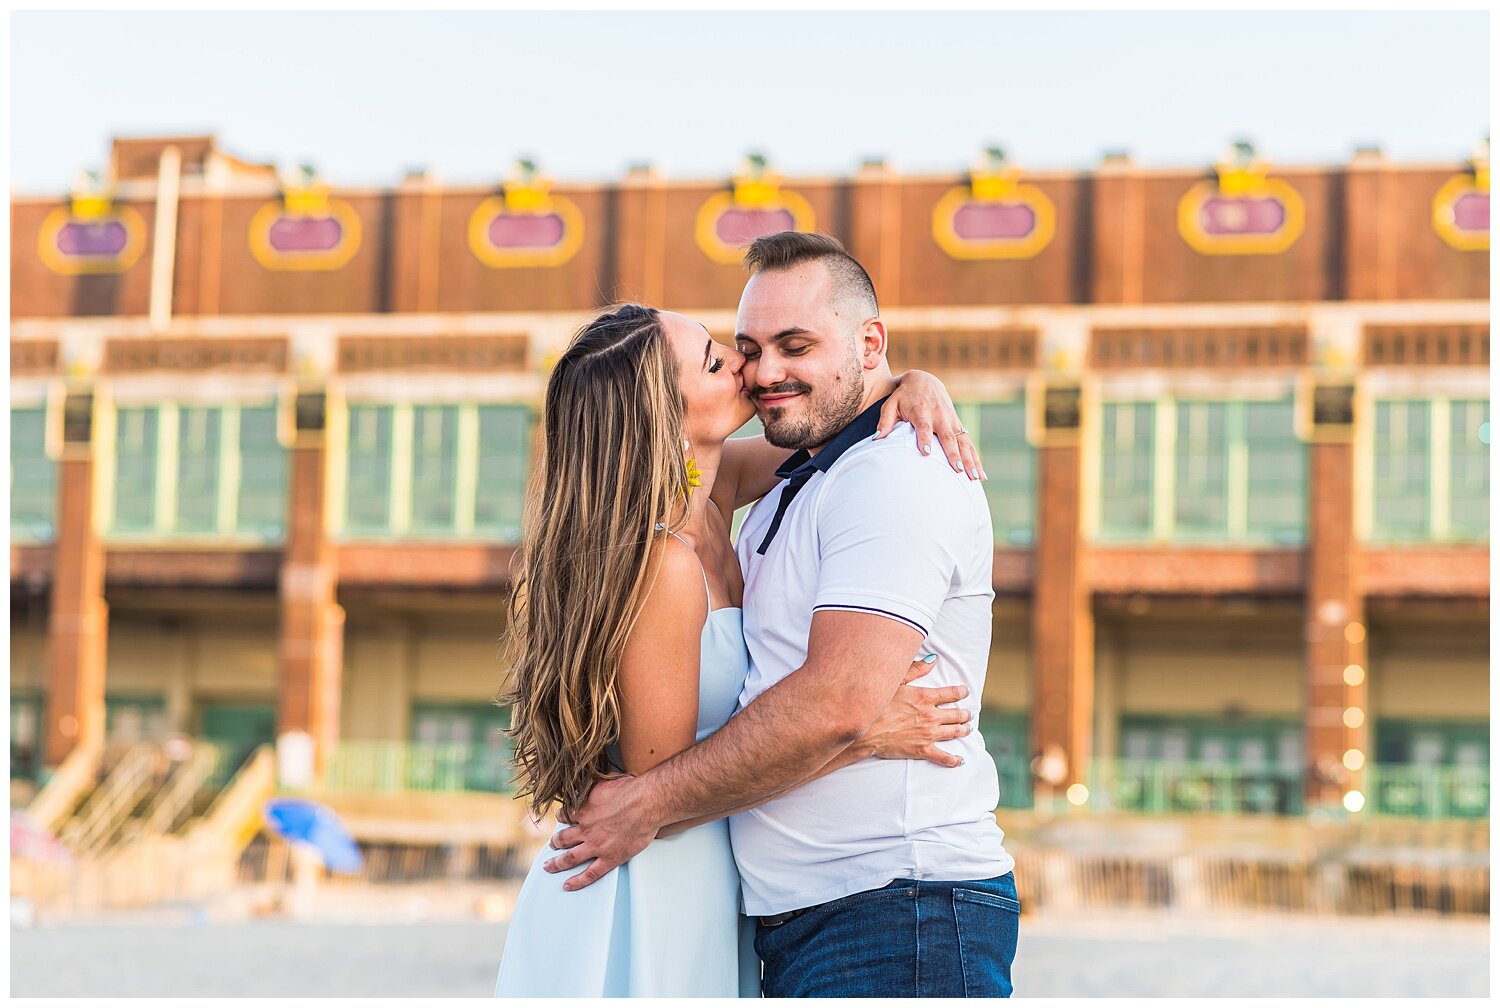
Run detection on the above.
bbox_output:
[754,872,1019,997]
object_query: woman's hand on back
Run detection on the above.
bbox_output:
[856,655,973,768]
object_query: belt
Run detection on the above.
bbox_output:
[757,903,820,928]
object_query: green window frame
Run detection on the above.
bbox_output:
[1173,401,1230,539]
[978,707,1033,809]
[106,402,286,540]
[112,406,160,532]
[1098,397,1305,545]
[1370,718,1489,819]
[1448,399,1490,539]
[1244,399,1308,545]
[1372,397,1489,543]
[960,401,1035,546]
[1097,401,1156,540]
[1372,400,1431,540]
[409,702,513,793]
[10,691,45,781]
[1112,714,1304,815]
[174,406,222,533]
[344,404,395,533]
[409,405,460,533]
[342,402,533,542]
[473,405,532,542]
[10,406,56,542]
[237,405,288,539]
[104,693,170,744]
[1374,719,1489,767]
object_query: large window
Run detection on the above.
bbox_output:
[1097,397,1305,545]
[978,707,1032,809]
[342,402,531,541]
[1098,401,1156,539]
[410,702,513,792]
[1112,714,1304,815]
[11,407,56,542]
[961,401,1035,546]
[10,692,44,781]
[1372,397,1489,542]
[1370,718,1488,819]
[474,406,532,540]
[107,402,287,540]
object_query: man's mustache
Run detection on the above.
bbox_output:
[748,381,812,400]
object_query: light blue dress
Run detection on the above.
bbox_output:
[494,540,758,997]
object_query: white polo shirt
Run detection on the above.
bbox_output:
[728,396,1015,917]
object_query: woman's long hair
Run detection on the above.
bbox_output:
[500,305,689,816]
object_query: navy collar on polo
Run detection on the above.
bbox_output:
[756,394,891,555]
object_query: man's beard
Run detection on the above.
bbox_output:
[755,356,865,450]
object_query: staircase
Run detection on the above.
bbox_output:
[16,740,275,917]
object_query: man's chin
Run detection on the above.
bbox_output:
[761,414,814,450]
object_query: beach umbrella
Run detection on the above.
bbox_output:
[261,798,364,874]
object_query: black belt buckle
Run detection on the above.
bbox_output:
[758,904,815,928]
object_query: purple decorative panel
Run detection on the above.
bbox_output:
[267,216,345,253]
[1198,196,1287,236]
[488,213,566,249]
[952,202,1038,241]
[715,208,796,247]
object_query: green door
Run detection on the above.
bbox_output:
[10,692,44,781]
[410,703,513,792]
[977,708,1032,809]
[105,693,169,744]
[199,702,277,781]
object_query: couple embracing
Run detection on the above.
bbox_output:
[494,232,1019,998]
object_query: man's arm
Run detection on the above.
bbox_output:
[542,610,966,890]
[655,657,972,837]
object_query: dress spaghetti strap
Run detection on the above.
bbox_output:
[655,522,712,609]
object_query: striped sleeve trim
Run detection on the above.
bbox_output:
[812,603,928,637]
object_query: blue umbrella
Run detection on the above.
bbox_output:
[262,798,364,874]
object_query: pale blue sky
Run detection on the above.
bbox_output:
[10,11,1490,193]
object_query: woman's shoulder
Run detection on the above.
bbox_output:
[642,530,709,617]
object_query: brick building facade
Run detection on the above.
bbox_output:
[10,136,1489,818]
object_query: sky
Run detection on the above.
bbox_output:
[9,11,1491,193]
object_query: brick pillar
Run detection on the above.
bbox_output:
[389,170,443,313]
[1304,383,1368,812]
[1090,152,1146,305]
[848,159,903,308]
[1342,150,1398,301]
[1030,384,1094,804]
[611,164,668,306]
[277,389,343,778]
[45,388,109,768]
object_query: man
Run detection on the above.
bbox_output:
[543,232,1018,996]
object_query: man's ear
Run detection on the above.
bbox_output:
[859,318,888,370]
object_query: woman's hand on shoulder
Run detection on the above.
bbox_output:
[877,371,987,481]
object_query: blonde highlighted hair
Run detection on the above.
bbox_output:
[499,305,690,816]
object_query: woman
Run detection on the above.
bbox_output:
[494,305,981,997]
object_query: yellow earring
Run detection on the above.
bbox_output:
[682,438,702,498]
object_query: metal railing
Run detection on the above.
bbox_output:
[1366,763,1489,820]
[323,741,515,795]
[1089,759,1306,817]
[1087,759,1490,819]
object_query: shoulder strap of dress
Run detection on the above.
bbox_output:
[655,522,712,608]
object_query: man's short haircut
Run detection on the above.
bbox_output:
[743,231,879,319]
